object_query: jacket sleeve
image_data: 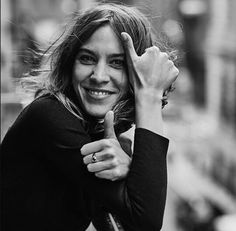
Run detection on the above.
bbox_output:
[87,128,168,231]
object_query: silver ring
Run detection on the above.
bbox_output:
[92,153,97,163]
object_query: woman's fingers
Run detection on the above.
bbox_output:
[87,159,117,173]
[84,150,121,173]
[95,169,124,181]
[83,150,111,165]
[120,32,179,94]
[164,62,179,90]
[82,137,131,181]
[81,139,111,156]
[121,32,138,61]
[172,65,179,79]
[121,32,141,88]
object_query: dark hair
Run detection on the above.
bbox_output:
[22,2,176,133]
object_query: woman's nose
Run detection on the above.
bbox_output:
[91,62,109,83]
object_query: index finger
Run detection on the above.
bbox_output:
[80,139,108,156]
[121,32,138,61]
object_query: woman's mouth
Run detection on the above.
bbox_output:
[84,88,115,99]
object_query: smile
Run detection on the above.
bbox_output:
[84,88,115,99]
[89,90,110,96]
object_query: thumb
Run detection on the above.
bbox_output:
[121,32,138,61]
[104,111,116,139]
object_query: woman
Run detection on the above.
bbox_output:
[1,3,179,231]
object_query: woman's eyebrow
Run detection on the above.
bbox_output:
[78,48,95,55]
[79,48,124,58]
[109,53,125,58]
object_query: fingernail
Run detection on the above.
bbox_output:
[121,32,127,41]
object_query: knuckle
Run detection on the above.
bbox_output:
[160,52,169,60]
[106,147,115,157]
[146,46,160,53]
[173,67,179,76]
[112,168,120,178]
[152,46,160,52]
[112,158,119,167]
[109,147,116,156]
[83,157,87,164]
[110,159,118,168]
[103,139,111,148]
[145,47,152,53]
[95,172,101,178]
[167,60,174,67]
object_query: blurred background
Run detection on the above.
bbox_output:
[1,0,236,230]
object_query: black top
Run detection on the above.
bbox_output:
[1,95,169,231]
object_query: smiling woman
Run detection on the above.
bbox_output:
[1,2,179,231]
[72,25,128,118]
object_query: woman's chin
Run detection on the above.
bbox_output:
[85,107,110,119]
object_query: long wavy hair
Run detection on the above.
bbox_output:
[21,2,176,134]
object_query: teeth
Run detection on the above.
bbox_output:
[89,90,110,96]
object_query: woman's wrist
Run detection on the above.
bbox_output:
[135,88,163,108]
[134,89,164,135]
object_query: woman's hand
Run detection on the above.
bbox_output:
[121,32,179,98]
[81,111,131,181]
[121,32,179,135]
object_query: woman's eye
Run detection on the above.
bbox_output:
[78,55,95,65]
[110,59,125,69]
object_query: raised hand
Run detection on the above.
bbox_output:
[81,111,131,181]
[121,32,179,135]
[121,32,179,97]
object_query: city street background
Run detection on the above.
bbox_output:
[1,0,236,231]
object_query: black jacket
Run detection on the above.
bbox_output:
[1,95,168,231]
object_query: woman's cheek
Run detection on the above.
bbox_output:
[73,64,93,81]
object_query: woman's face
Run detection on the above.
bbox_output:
[72,25,128,118]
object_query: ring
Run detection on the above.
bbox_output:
[92,153,97,163]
